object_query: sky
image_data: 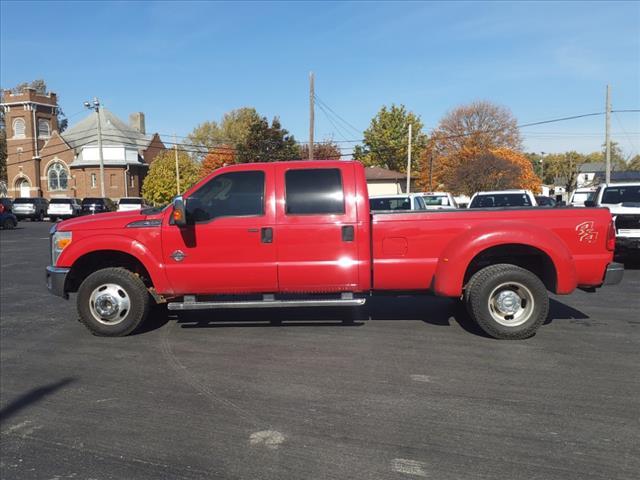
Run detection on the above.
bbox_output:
[1,0,639,158]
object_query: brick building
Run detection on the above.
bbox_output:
[1,87,165,200]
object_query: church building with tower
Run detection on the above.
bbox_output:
[1,87,165,200]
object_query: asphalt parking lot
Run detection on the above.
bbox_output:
[1,221,639,480]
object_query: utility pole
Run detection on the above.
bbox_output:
[605,85,611,184]
[309,72,314,160]
[174,134,181,195]
[84,98,105,197]
[406,124,412,193]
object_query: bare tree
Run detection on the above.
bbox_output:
[435,100,522,155]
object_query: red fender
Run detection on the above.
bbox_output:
[57,234,172,294]
[433,221,577,297]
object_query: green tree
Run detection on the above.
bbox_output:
[236,116,299,163]
[298,140,342,160]
[354,104,426,173]
[628,155,640,171]
[142,149,201,205]
[187,107,260,159]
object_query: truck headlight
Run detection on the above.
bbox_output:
[52,231,72,265]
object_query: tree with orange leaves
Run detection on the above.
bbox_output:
[425,146,540,195]
[417,101,538,194]
[200,145,235,177]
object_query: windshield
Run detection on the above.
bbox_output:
[601,186,640,204]
[370,197,411,211]
[13,198,35,204]
[571,192,594,204]
[50,198,73,204]
[470,193,532,208]
[119,198,143,205]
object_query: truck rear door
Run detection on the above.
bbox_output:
[274,163,360,292]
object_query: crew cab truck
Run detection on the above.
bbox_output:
[46,161,623,340]
[590,183,640,256]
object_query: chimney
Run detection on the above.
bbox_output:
[129,112,146,134]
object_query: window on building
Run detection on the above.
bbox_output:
[38,119,50,138]
[110,174,117,187]
[13,118,26,138]
[186,171,265,223]
[91,173,97,188]
[285,168,344,215]
[129,174,135,188]
[47,163,68,191]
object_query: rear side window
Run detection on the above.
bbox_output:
[370,198,411,211]
[470,194,532,208]
[187,171,265,222]
[285,168,344,215]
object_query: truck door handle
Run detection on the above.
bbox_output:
[342,225,354,242]
[261,227,273,243]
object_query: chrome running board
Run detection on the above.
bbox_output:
[167,294,365,311]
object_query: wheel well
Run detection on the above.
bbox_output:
[66,250,153,293]
[463,244,557,292]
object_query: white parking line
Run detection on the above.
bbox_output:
[391,458,428,477]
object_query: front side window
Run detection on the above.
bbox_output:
[47,163,68,191]
[285,168,344,215]
[91,173,97,188]
[13,118,26,138]
[38,119,50,138]
[187,171,265,223]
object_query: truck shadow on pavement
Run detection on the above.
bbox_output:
[0,377,76,423]
[142,295,590,338]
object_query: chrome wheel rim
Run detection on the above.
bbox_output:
[487,281,534,327]
[89,283,131,325]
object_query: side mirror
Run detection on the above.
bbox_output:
[172,196,187,226]
[584,200,596,208]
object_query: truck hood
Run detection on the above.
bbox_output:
[57,210,164,232]
[602,204,640,215]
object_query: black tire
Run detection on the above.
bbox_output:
[50,216,57,222]
[2,218,16,230]
[464,264,549,340]
[38,211,45,221]
[77,267,151,337]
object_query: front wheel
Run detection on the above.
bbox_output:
[464,264,549,340]
[77,267,151,336]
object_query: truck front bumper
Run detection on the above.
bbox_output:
[46,266,70,299]
[603,262,624,286]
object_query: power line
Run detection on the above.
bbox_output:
[313,94,362,136]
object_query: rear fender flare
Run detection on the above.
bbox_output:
[433,222,577,297]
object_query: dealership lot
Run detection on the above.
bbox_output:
[1,221,639,480]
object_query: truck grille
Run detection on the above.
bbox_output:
[615,215,640,230]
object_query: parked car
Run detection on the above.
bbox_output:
[418,192,458,209]
[46,160,621,341]
[0,210,18,230]
[0,197,14,213]
[117,197,148,212]
[535,195,557,207]
[369,194,426,211]
[12,197,49,221]
[569,187,597,207]
[81,197,116,215]
[469,190,537,208]
[591,183,640,256]
[48,198,82,221]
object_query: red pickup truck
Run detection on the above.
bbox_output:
[46,160,623,339]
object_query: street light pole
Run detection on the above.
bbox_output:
[84,98,105,197]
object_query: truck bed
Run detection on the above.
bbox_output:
[371,207,613,296]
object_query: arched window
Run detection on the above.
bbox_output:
[13,118,26,138]
[38,119,50,138]
[47,163,68,191]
